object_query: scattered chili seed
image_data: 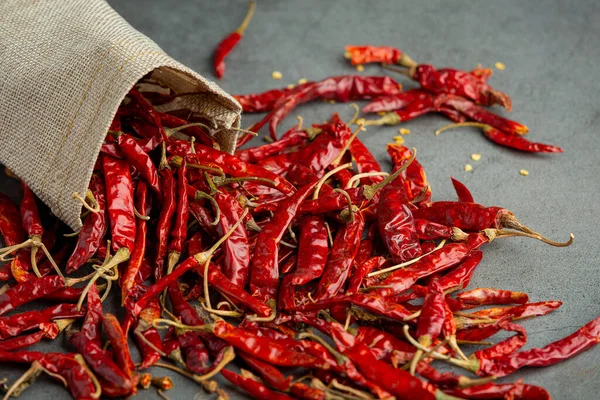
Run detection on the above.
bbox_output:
[495,62,506,70]
[464,164,473,172]
[271,71,283,80]
[399,128,410,135]
[471,153,482,161]
[298,78,308,84]
[356,65,364,72]
[520,169,529,176]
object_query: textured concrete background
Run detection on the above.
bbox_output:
[1,0,599,398]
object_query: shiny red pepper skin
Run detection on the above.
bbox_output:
[315,211,365,301]
[19,182,43,238]
[451,176,475,203]
[474,319,527,360]
[347,256,387,294]
[102,155,136,253]
[234,85,305,113]
[158,112,215,147]
[250,182,318,304]
[446,382,551,400]
[356,326,415,365]
[214,189,250,288]
[178,330,211,373]
[41,352,99,399]
[387,144,431,205]
[102,313,135,376]
[350,138,384,185]
[457,288,529,306]
[66,174,107,273]
[481,125,563,153]
[0,275,66,316]
[362,89,430,113]
[239,352,292,391]
[345,45,404,65]
[287,215,328,286]
[154,168,176,281]
[414,64,512,110]
[116,133,161,195]
[416,279,446,347]
[467,300,563,321]
[0,303,84,339]
[221,369,294,400]
[412,202,511,232]
[377,172,421,263]
[437,250,483,292]
[236,129,308,163]
[168,162,189,257]
[414,219,455,241]
[214,32,241,79]
[0,193,25,248]
[121,181,150,301]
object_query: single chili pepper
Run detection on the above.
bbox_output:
[415,363,495,390]
[121,181,150,302]
[0,303,84,339]
[373,233,489,297]
[19,182,44,267]
[445,381,551,400]
[184,148,295,195]
[189,202,218,239]
[213,189,250,288]
[287,215,328,286]
[166,162,189,273]
[377,166,421,263]
[66,174,106,273]
[154,168,176,281]
[348,293,415,321]
[414,219,466,242]
[436,122,563,153]
[113,132,161,195]
[354,223,376,267]
[239,352,292,391]
[350,137,384,185]
[213,1,256,79]
[457,288,529,307]
[344,45,413,66]
[452,315,600,378]
[409,278,447,374]
[402,64,512,110]
[465,300,563,321]
[330,323,439,400]
[124,88,167,140]
[102,155,135,258]
[347,256,387,294]
[451,177,474,203]
[315,211,365,301]
[221,369,294,400]
[233,85,302,113]
[102,313,135,377]
[158,111,215,147]
[436,94,526,134]
[386,143,431,205]
[0,275,77,316]
[474,319,527,360]
[290,382,326,400]
[177,330,211,373]
[236,130,309,163]
[0,329,53,351]
[80,283,103,346]
[363,93,437,127]
[136,323,164,369]
[250,182,319,305]
[362,89,430,113]
[456,317,510,343]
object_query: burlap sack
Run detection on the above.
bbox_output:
[0,0,242,230]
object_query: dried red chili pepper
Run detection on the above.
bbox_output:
[158,112,215,147]
[465,300,563,321]
[451,176,474,203]
[474,319,527,360]
[457,288,529,307]
[347,256,387,294]
[285,216,328,286]
[234,85,306,113]
[177,330,211,373]
[362,89,430,113]
[102,313,135,377]
[113,132,161,195]
[102,155,135,257]
[315,211,365,301]
[387,143,431,206]
[66,174,106,273]
[0,303,84,339]
[355,326,415,366]
[154,168,176,281]
[213,1,256,79]
[167,162,189,273]
[121,180,150,302]
[238,352,292,391]
[221,369,294,400]
[0,275,78,316]
[350,137,384,185]
[344,45,413,66]
[438,250,483,293]
[236,129,309,163]
[437,122,563,153]
[445,381,551,400]
[290,382,326,400]
[250,181,318,305]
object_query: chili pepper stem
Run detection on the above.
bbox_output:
[448,335,469,361]
[312,162,354,200]
[368,239,445,278]
[166,251,181,276]
[457,375,497,389]
[485,228,574,247]
[451,228,469,241]
[134,207,150,220]
[381,63,415,77]
[333,189,356,222]
[330,124,365,167]
[193,208,248,266]
[134,320,167,357]
[456,339,493,346]
[2,361,44,400]
[361,148,416,200]
[72,189,100,213]
[410,349,424,375]
[234,1,256,35]
[499,214,575,246]
[348,103,360,125]
[0,236,64,280]
[397,53,418,68]
[153,349,235,383]
[194,190,221,225]
[212,175,277,188]
[345,172,389,189]
[330,379,373,400]
[362,111,402,127]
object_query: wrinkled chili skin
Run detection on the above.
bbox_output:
[482,125,563,153]
[0,193,25,248]
[250,182,318,304]
[239,352,292,391]
[214,189,250,288]
[40,352,99,399]
[154,168,176,281]
[458,288,529,306]
[437,250,483,292]
[0,303,84,339]
[287,215,329,286]
[412,202,508,231]
[116,133,161,195]
[350,138,384,185]
[362,89,430,113]
[315,211,365,301]
[446,382,551,400]
[414,219,454,241]
[102,155,136,253]
[387,144,431,205]
[169,162,189,256]
[221,369,295,400]
[416,279,446,345]
[345,45,403,65]
[0,275,65,316]
[377,174,421,263]
[20,182,43,237]
[66,174,107,273]
[414,64,512,110]
[451,176,474,203]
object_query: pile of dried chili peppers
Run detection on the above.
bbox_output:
[0,39,596,400]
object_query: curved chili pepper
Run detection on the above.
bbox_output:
[213,189,250,288]
[290,382,326,400]
[466,300,563,321]
[344,45,407,66]
[178,330,211,373]
[445,381,551,400]
[121,181,150,301]
[362,89,430,113]
[356,326,415,365]
[102,155,136,254]
[239,352,292,391]
[437,250,483,293]
[347,256,387,294]
[236,129,308,163]
[221,369,294,400]
[387,143,431,205]
[167,162,189,273]
[474,319,527,360]
[411,64,512,110]
[315,211,365,301]
[0,275,68,316]
[287,215,328,286]
[124,89,167,140]
[457,288,529,306]
[154,168,176,281]
[102,313,135,377]
[250,181,319,304]
[451,176,474,203]
[114,133,161,195]
[213,1,256,79]
[0,303,84,340]
[19,181,43,239]
[234,85,305,113]
[66,173,107,273]
[350,137,384,185]
[40,353,100,399]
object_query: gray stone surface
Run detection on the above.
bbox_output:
[1,0,599,398]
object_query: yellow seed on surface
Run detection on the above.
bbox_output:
[495,62,505,70]
[399,128,410,135]
[377,111,387,116]
[356,65,364,72]
[287,84,295,89]
[344,52,352,59]
[272,71,283,80]
[393,136,405,144]
[355,118,366,125]
[464,164,473,172]
[471,153,481,161]
[298,78,308,85]
[520,169,529,176]
[328,100,336,104]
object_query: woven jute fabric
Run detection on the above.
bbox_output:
[0,0,241,230]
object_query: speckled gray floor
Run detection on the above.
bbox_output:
[1,0,599,398]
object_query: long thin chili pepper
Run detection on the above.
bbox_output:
[350,137,384,185]
[450,177,474,203]
[465,300,563,321]
[177,330,211,373]
[250,182,318,305]
[236,129,309,163]
[436,122,563,153]
[66,174,106,273]
[347,256,387,294]
[344,45,413,66]
[362,89,430,113]
[234,85,303,113]
[0,303,84,339]
[213,1,256,79]
[457,288,529,307]
[287,215,329,286]
[445,381,551,400]
[238,352,292,391]
[121,180,150,302]
[0,275,77,316]
[113,132,161,195]
[221,369,294,400]
[167,162,189,273]
[387,143,431,205]
[154,168,176,281]
[355,326,416,366]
